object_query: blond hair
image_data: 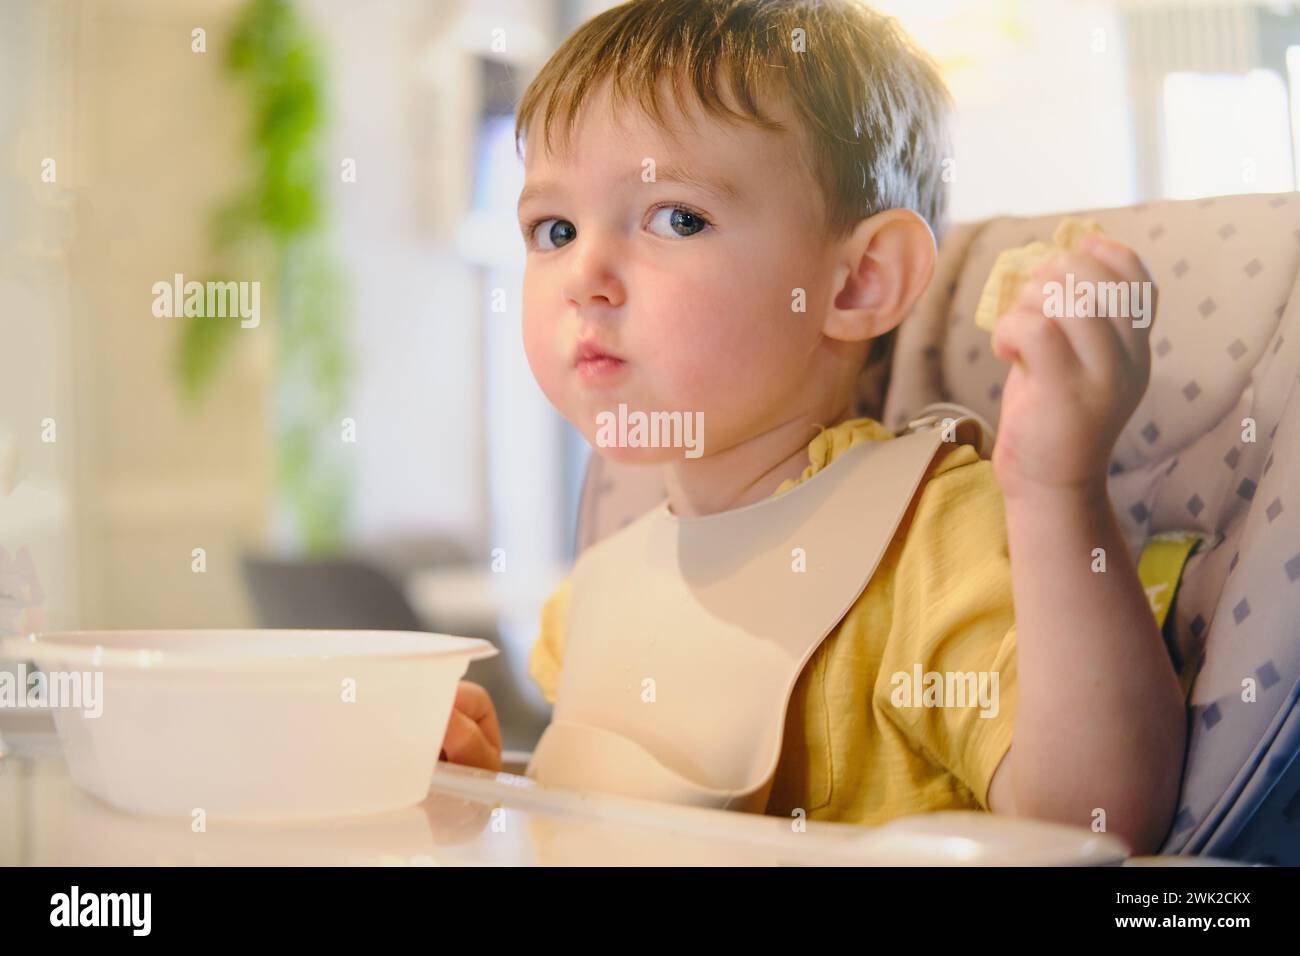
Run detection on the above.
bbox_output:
[514,0,953,240]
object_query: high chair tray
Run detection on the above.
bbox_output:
[426,760,1131,866]
[0,733,1130,865]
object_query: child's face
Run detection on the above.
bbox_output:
[518,78,848,463]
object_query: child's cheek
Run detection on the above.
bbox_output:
[650,296,791,413]
[520,301,565,411]
[636,287,741,402]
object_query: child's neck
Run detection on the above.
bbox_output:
[661,404,856,518]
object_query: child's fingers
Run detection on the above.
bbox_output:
[439,681,502,771]
[1037,250,1147,389]
[1073,237,1157,369]
[440,707,502,771]
[992,298,1082,382]
[453,681,502,750]
[1077,234,1148,282]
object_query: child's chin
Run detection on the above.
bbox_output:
[588,443,692,466]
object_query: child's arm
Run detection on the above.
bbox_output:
[984,234,1186,855]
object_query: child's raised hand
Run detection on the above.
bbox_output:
[439,680,503,772]
[989,234,1156,501]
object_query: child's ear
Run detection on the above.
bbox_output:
[823,208,936,343]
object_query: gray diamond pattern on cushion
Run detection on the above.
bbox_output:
[1257,661,1280,689]
[1233,598,1251,624]
[1202,703,1222,728]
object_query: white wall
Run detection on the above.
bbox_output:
[303,0,488,553]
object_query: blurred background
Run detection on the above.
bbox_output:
[2,0,1298,751]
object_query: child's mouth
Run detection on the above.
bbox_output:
[575,355,627,384]
[574,341,628,384]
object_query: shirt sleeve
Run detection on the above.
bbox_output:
[528,575,572,706]
[873,444,1018,811]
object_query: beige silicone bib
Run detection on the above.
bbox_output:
[527,412,990,812]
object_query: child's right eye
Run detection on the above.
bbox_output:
[528,218,577,251]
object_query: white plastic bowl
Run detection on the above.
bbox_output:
[0,629,498,822]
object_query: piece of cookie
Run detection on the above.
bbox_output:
[973,217,1105,333]
[973,241,1055,333]
[1052,216,1103,251]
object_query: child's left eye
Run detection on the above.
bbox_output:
[647,206,711,239]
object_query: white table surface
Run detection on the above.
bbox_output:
[0,726,1153,867]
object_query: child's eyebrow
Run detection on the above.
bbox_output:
[517,162,741,212]
[640,162,742,202]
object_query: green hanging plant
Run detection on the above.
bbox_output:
[176,0,352,556]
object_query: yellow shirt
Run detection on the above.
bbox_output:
[528,417,1017,825]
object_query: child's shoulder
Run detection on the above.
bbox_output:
[925,440,1000,495]
[818,414,997,500]
[896,439,1009,563]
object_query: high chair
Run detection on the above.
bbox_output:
[538,191,1300,864]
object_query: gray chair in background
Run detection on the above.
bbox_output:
[241,556,425,631]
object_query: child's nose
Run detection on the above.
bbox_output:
[563,240,627,310]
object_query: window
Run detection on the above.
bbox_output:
[1160,69,1294,199]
